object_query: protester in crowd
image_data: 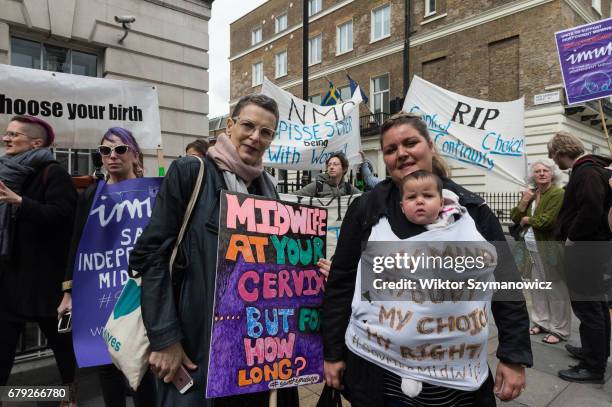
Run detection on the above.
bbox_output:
[0,116,78,405]
[186,139,209,158]
[510,159,569,344]
[129,94,330,406]
[322,112,532,406]
[57,127,154,406]
[295,152,360,197]
[359,151,383,191]
[547,131,612,383]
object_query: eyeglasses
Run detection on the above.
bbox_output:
[232,117,276,141]
[3,131,28,139]
[98,145,130,156]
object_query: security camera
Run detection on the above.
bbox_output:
[114,16,136,24]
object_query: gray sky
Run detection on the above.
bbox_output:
[208,1,267,118]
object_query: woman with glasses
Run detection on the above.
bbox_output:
[58,127,155,407]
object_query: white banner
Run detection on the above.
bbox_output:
[262,77,362,170]
[403,76,527,186]
[0,65,162,149]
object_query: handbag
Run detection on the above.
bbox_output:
[104,156,206,390]
[316,385,343,407]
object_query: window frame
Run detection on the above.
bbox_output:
[425,0,436,17]
[308,0,322,16]
[275,13,288,34]
[338,85,351,101]
[251,26,263,45]
[10,36,100,77]
[371,4,391,43]
[252,61,263,87]
[336,20,354,56]
[370,73,390,115]
[275,50,288,78]
[308,34,322,66]
[309,94,322,105]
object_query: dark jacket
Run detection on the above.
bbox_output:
[295,173,360,197]
[129,156,297,407]
[322,178,533,405]
[62,181,99,289]
[557,154,612,242]
[0,162,77,321]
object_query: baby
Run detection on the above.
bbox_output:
[399,170,462,230]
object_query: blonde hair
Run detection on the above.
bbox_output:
[380,111,450,178]
[547,131,584,159]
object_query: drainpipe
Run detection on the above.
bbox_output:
[403,0,411,96]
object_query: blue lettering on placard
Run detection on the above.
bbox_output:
[580,72,612,96]
[482,132,524,156]
[311,144,348,165]
[246,306,263,338]
[435,133,495,170]
[267,145,301,164]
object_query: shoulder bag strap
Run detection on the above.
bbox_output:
[169,156,205,276]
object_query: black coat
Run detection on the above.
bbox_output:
[322,178,533,405]
[130,156,298,407]
[556,154,612,242]
[0,162,77,321]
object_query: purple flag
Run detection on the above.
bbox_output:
[555,18,612,105]
[72,177,161,367]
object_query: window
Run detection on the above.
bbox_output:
[339,86,351,101]
[371,74,390,114]
[11,37,97,76]
[53,149,94,176]
[309,94,322,105]
[371,5,391,41]
[275,13,288,33]
[308,0,322,16]
[252,62,263,86]
[275,51,287,78]
[309,35,322,65]
[251,27,263,45]
[425,0,436,16]
[10,37,98,176]
[336,21,353,55]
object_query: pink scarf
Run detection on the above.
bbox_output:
[207,133,263,184]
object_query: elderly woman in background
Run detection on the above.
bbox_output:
[511,159,569,344]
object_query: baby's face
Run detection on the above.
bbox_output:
[400,178,444,225]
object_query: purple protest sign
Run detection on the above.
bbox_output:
[555,18,612,104]
[206,191,327,398]
[72,177,162,367]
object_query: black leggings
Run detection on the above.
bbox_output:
[98,364,156,407]
[0,318,76,385]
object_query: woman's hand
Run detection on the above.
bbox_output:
[149,342,197,383]
[494,362,526,401]
[518,189,535,212]
[324,360,346,390]
[0,181,22,206]
[317,258,331,280]
[520,216,530,227]
[57,292,72,318]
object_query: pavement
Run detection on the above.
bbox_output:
[6,312,612,406]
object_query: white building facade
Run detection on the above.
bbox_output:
[0,0,212,176]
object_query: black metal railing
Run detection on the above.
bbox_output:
[477,192,522,224]
[359,112,389,137]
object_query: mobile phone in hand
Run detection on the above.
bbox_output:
[57,311,72,333]
[173,365,194,394]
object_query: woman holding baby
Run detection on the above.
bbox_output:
[321,112,532,406]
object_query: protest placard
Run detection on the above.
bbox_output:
[71,177,162,367]
[0,64,162,149]
[403,76,527,186]
[555,18,612,105]
[206,192,327,397]
[262,77,362,170]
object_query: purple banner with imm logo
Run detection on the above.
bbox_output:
[72,177,161,367]
[206,191,327,398]
[555,18,612,105]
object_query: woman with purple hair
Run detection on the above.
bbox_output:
[58,127,155,406]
